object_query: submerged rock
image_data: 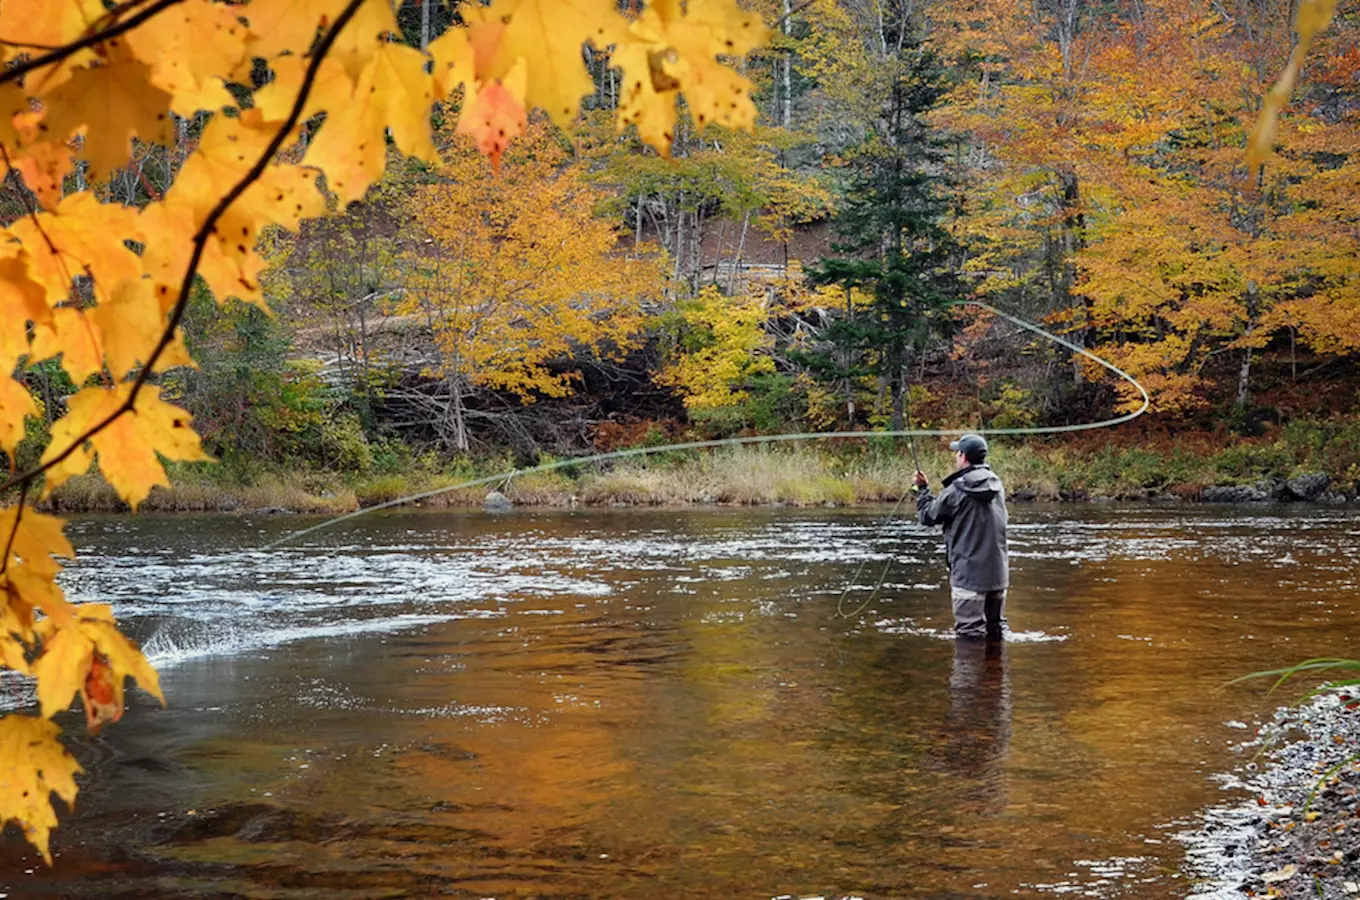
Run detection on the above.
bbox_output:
[483,490,513,512]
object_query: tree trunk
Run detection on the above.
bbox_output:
[1237,281,1260,407]
[1056,168,1089,383]
[420,0,431,49]
[843,285,855,425]
[1237,347,1254,408]
[690,207,703,291]
[732,210,750,292]
[450,374,470,454]
[780,0,793,129]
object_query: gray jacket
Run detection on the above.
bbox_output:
[915,465,1009,593]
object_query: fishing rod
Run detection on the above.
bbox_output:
[264,301,1150,551]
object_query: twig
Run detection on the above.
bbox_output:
[0,0,185,89]
[770,0,815,30]
[0,0,368,499]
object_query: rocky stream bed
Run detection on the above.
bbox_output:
[1182,690,1360,898]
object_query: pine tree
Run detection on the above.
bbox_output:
[806,42,965,431]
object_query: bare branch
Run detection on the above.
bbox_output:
[0,0,185,89]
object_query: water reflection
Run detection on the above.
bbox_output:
[938,639,1011,814]
[5,505,1360,899]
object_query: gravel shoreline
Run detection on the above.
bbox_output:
[1180,690,1360,898]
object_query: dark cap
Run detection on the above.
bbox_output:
[949,433,988,462]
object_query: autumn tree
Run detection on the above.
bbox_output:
[1074,0,1360,413]
[393,123,663,452]
[934,0,1356,417]
[0,0,770,863]
[932,0,1120,389]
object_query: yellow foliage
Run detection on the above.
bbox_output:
[657,286,775,410]
[0,0,767,860]
[396,123,662,414]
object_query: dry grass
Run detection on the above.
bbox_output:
[42,472,359,514]
[36,434,1325,515]
[577,447,921,507]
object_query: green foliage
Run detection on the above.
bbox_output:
[1212,442,1295,482]
[689,372,802,436]
[172,287,383,474]
[804,45,965,430]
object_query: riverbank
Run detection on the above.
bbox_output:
[1180,689,1360,898]
[33,427,1360,513]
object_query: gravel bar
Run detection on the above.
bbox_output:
[1180,690,1360,898]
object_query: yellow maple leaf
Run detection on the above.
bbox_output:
[7,192,141,305]
[486,0,630,127]
[90,278,194,378]
[303,68,389,206]
[254,55,353,123]
[165,115,325,268]
[0,84,30,149]
[42,46,175,179]
[0,377,37,457]
[613,0,768,152]
[244,0,349,58]
[29,308,106,384]
[0,633,27,675]
[0,715,82,864]
[368,41,438,163]
[428,25,475,100]
[125,0,251,88]
[165,116,275,224]
[0,0,104,60]
[0,592,35,646]
[138,202,267,308]
[41,384,211,510]
[0,253,50,373]
[7,141,74,211]
[613,40,679,156]
[32,625,93,719]
[329,0,401,78]
[0,508,74,581]
[213,164,327,265]
[2,566,71,635]
[78,617,163,706]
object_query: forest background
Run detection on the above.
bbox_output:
[15,0,1360,512]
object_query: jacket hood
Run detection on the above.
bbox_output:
[943,464,1003,497]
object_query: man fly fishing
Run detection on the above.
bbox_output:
[913,434,1010,642]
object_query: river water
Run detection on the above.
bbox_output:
[5,504,1360,899]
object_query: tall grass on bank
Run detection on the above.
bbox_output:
[26,421,1360,513]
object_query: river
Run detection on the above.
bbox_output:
[4,504,1359,899]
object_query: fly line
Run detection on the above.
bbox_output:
[265,301,1149,551]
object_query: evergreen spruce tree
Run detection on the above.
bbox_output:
[805,44,965,431]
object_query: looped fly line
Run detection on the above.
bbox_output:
[264,301,1149,551]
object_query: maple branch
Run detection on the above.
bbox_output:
[0,0,368,499]
[0,0,185,89]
